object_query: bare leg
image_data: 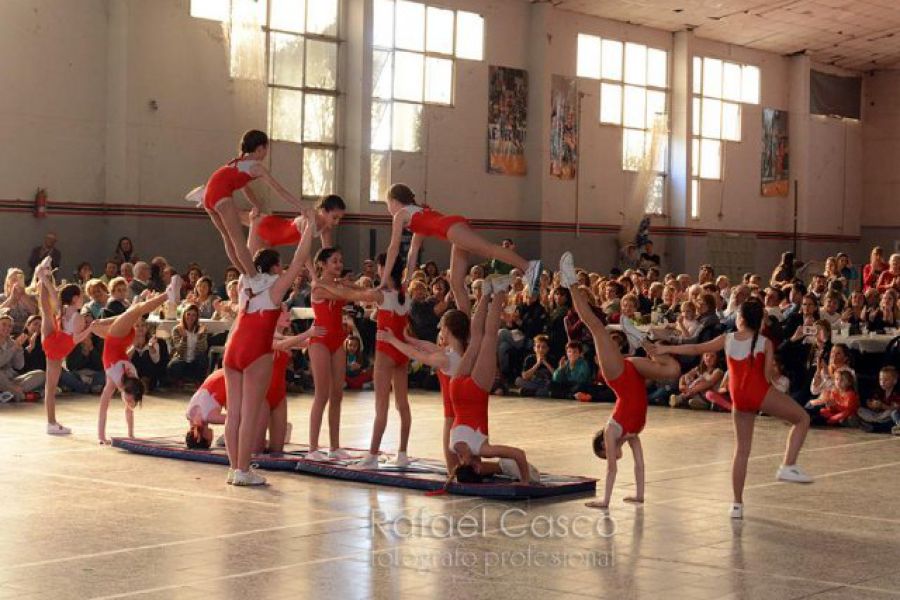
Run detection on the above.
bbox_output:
[97,379,116,444]
[307,344,331,452]
[448,244,472,315]
[760,387,810,467]
[208,207,247,274]
[570,285,624,381]
[443,417,457,472]
[268,399,288,454]
[628,354,681,382]
[237,353,274,471]
[253,398,270,454]
[471,292,505,391]
[479,442,530,484]
[369,352,393,455]
[732,410,756,504]
[393,364,411,453]
[447,225,529,272]
[44,361,62,425]
[327,348,346,450]
[457,294,490,378]
[37,278,63,426]
[213,199,255,274]
[224,367,243,468]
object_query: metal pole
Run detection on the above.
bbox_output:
[792,178,799,258]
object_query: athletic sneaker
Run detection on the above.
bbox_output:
[214,434,226,448]
[620,317,647,352]
[37,255,53,274]
[184,185,206,207]
[349,453,379,470]
[226,468,235,485]
[388,452,409,468]
[688,397,709,410]
[669,394,685,408]
[166,274,181,305]
[0,392,14,404]
[489,274,512,295]
[776,464,813,483]
[523,259,542,297]
[729,503,743,519]
[305,450,328,461]
[46,423,72,435]
[892,424,900,436]
[328,448,353,460]
[284,422,293,445]
[558,252,578,289]
[232,468,266,486]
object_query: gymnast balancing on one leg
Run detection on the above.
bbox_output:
[379,183,543,314]
[651,299,813,518]
[92,291,170,444]
[558,252,682,509]
[221,219,315,486]
[34,257,95,435]
[312,255,412,469]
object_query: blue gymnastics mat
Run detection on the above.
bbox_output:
[112,437,596,500]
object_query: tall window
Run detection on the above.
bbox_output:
[577,34,668,214]
[691,56,760,218]
[370,0,484,201]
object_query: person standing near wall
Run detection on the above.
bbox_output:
[28,233,61,276]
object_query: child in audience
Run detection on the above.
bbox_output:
[857,366,900,433]
[809,369,859,426]
[669,351,723,409]
[343,335,372,390]
[551,341,592,398]
[516,334,553,397]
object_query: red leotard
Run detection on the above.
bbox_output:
[437,348,462,418]
[223,274,281,371]
[375,290,410,366]
[257,215,302,247]
[405,206,468,241]
[200,369,228,406]
[203,158,259,211]
[310,297,347,353]
[725,332,770,412]
[449,376,489,436]
[266,349,290,409]
[102,329,135,370]
[606,359,648,436]
[43,310,79,361]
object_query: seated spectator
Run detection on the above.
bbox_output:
[0,312,45,401]
[28,232,61,275]
[73,262,93,289]
[875,253,900,294]
[601,281,624,322]
[842,291,867,327]
[65,333,105,393]
[867,290,898,331]
[764,287,784,320]
[808,369,859,426]
[820,292,843,326]
[167,304,209,384]
[669,351,723,409]
[551,341,591,398]
[186,276,215,319]
[22,315,46,373]
[676,300,700,340]
[770,251,796,286]
[516,335,553,397]
[0,269,38,336]
[214,266,240,300]
[83,279,109,320]
[862,246,887,292]
[99,260,119,286]
[149,256,168,292]
[408,280,442,343]
[113,236,138,265]
[857,366,900,433]
[128,262,152,300]
[102,277,130,318]
[129,320,163,392]
[120,262,134,283]
[422,261,440,282]
[344,336,372,390]
[639,241,660,270]
[183,265,203,298]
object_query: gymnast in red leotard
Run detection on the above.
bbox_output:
[34,258,95,435]
[558,252,682,510]
[247,194,346,255]
[380,183,544,315]
[653,299,813,519]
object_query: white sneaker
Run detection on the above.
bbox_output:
[388,452,409,468]
[524,259,542,296]
[232,468,266,486]
[349,453,379,470]
[46,423,72,435]
[559,252,578,289]
[214,434,226,448]
[481,276,493,298]
[184,185,206,207]
[620,317,647,352]
[729,503,743,519]
[226,468,235,485]
[488,275,512,295]
[167,274,181,305]
[0,391,15,403]
[305,450,328,461]
[776,464,813,483]
[38,255,54,273]
[328,448,353,460]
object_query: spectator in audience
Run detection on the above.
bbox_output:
[28,232,62,275]
[128,262,152,300]
[0,313,45,401]
[489,239,515,275]
[102,277,129,318]
[408,280,440,343]
[343,336,372,390]
[22,315,45,373]
[639,241,660,270]
[214,266,240,299]
[213,279,240,324]
[0,269,37,336]
[809,343,853,405]
[516,334,553,397]
[820,292,843,326]
[698,264,715,285]
[73,262,93,289]
[65,333,105,393]
[836,252,854,284]
[149,256,168,292]
[551,341,591,398]
[129,320,162,392]
[113,236,137,265]
[842,291,867,327]
[857,366,900,433]
[876,253,900,294]
[83,279,109,319]
[187,276,215,319]
[422,261,440,282]
[99,260,119,286]
[824,257,845,289]
[863,246,887,292]
[809,274,828,300]
[770,251,796,286]
[764,287,784,320]
[120,262,134,283]
[867,289,899,331]
[670,351,723,409]
[808,369,859,426]
[167,304,209,384]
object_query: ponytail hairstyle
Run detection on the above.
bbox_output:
[439,309,470,351]
[739,299,765,364]
[240,129,268,155]
[315,194,346,213]
[376,253,406,304]
[59,284,81,308]
[314,247,341,278]
[253,249,281,274]
[387,183,417,206]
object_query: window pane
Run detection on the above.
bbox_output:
[702,57,722,98]
[302,148,335,196]
[742,65,760,104]
[269,33,304,88]
[455,11,484,60]
[270,0,305,33]
[647,129,667,173]
[373,50,393,99]
[722,62,742,101]
[692,96,701,136]
[426,6,454,54]
[601,39,623,80]
[645,89,666,128]
[692,56,702,94]
[306,0,338,36]
[599,83,622,124]
[392,102,422,152]
[303,94,336,143]
[647,48,667,88]
[305,40,337,89]
[623,85,646,129]
[370,151,390,201]
[721,101,741,141]
[393,51,424,101]
[624,43,647,85]
[646,174,664,215]
[701,98,721,139]
[691,139,699,177]
[690,179,699,218]
[191,0,229,21]
[425,57,453,104]
[623,128,646,170]
[269,88,304,143]
[373,0,394,48]
[395,0,425,51]
[577,34,601,79]
[371,101,392,151]
[699,138,721,179]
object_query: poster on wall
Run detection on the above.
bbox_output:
[487,66,528,176]
[761,108,789,197]
[549,75,578,180]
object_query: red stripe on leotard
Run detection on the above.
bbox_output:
[310,299,347,353]
[449,376,489,435]
[257,215,301,247]
[203,159,258,211]
[102,330,135,370]
[607,360,648,435]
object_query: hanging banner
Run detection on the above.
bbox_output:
[549,75,577,179]
[761,108,789,197]
[487,66,528,176]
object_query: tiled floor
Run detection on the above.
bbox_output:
[1,390,898,600]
